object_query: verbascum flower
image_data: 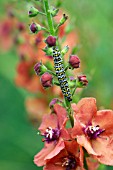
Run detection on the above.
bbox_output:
[34,104,70,167]
[71,98,113,165]
[44,140,84,170]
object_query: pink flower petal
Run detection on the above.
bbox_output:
[44,163,63,170]
[77,135,99,156]
[39,114,58,133]
[54,104,67,127]
[93,110,113,135]
[34,143,55,166]
[91,137,113,165]
[65,140,79,155]
[45,139,65,160]
[60,128,71,140]
[71,119,83,138]
[76,98,97,125]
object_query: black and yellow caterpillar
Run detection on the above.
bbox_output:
[53,47,72,102]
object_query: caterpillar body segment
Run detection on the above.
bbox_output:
[52,47,72,102]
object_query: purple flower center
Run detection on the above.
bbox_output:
[84,125,105,139]
[43,127,60,142]
[62,155,76,170]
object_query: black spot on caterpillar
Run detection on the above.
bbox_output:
[53,47,72,102]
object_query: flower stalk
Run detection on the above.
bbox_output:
[43,0,74,127]
[43,0,55,36]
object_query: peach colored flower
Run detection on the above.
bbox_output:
[25,97,49,124]
[17,31,48,62]
[34,104,70,167]
[44,140,84,170]
[0,18,16,51]
[15,60,44,93]
[71,98,113,165]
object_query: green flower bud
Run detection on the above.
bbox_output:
[43,46,53,56]
[28,6,39,17]
[59,14,68,26]
[50,7,59,17]
[29,22,42,33]
[61,45,69,56]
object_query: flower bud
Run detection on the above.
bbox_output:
[76,75,88,87]
[45,36,56,47]
[59,14,68,26]
[61,45,69,56]
[43,46,53,56]
[28,6,39,17]
[41,72,53,88]
[34,62,47,76]
[29,22,41,33]
[68,76,76,88]
[49,98,62,110]
[69,55,80,69]
[50,7,59,17]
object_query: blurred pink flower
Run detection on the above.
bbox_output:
[25,97,49,124]
[0,18,16,51]
[15,60,44,93]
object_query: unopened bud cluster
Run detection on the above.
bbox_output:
[34,60,53,88]
[30,4,88,93]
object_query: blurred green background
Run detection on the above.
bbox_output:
[0,0,113,169]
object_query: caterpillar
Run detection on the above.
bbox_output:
[52,47,72,102]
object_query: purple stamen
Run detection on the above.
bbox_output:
[62,155,76,170]
[84,125,105,139]
[43,127,60,143]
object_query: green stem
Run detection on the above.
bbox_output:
[43,0,74,128]
[54,82,60,86]
[72,85,77,96]
[41,27,49,33]
[38,11,46,16]
[65,98,74,127]
[47,70,56,76]
[55,25,59,34]
[64,65,69,71]
[43,0,55,36]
